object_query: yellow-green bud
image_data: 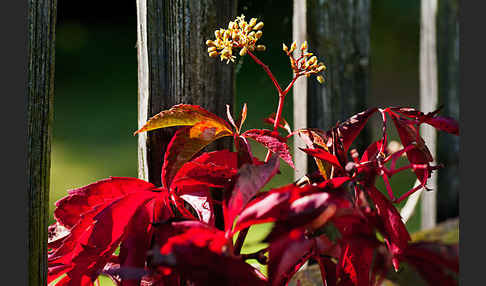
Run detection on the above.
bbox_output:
[256,45,266,52]
[253,22,264,30]
[282,43,289,52]
[300,40,308,50]
[289,41,297,53]
[255,30,263,39]
[317,75,325,83]
[239,46,248,56]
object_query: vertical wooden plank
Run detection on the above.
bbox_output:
[306,0,371,158]
[436,0,459,222]
[26,0,57,285]
[136,0,237,186]
[420,0,438,230]
[293,0,307,181]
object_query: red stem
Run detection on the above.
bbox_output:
[247,51,283,95]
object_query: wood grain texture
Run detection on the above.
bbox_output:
[420,0,438,230]
[436,0,459,223]
[26,0,57,285]
[293,0,308,181]
[306,0,371,158]
[136,0,237,186]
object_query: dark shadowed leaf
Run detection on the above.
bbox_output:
[268,228,314,286]
[225,153,280,233]
[367,186,410,270]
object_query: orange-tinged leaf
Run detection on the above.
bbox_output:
[162,121,233,188]
[133,104,232,135]
[296,128,332,179]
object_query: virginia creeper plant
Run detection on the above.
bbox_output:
[48,15,459,286]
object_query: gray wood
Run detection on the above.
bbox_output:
[136,0,237,187]
[293,0,308,181]
[436,0,459,222]
[26,0,57,285]
[420,0,438,230]
[306,0,371,159]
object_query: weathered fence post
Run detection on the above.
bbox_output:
[136,0,237,186]
[436,0,459,223]
[306,0,371,159]
[293,0,307,181]
[27,0,57,285]
[420,0,439,230]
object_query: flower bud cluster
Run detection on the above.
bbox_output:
[283,40,326,84]
[206,14,265,64]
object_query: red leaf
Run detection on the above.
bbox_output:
[338,237,378,286]
[156,222,266,286]
[360,141,383,163]
[336,108,378,151]
[54,177,155,229]
[179,187,216,225]
[300,148,343,170]
[234,179,350,237]
[49,190,160,285]
[171,161,237,190]
[233,185,297,234]
[403,242,459,286]
[242,129,294,168]
[295,128,333,179]
[268,228,314,286]
[264,112,292,135]
[391,107,459,135]
[424,116,459,135]
[390,115,433,183]
[162,123,232,188]
[118,200,157,286]
[224,153,280,233]
[235,135,256,167]
[367,186,410,269]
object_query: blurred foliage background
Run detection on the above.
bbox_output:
[50,1,428,279]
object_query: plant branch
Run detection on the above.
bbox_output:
[241,248,269,265]
[233,228,249,255]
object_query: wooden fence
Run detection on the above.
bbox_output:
[28,0,458,283]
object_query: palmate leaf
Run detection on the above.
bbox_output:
[242,129,294,168]
[267,228,314,286]
[224,153,280,233]
[49,190,162,285]
[170,150,239,225]
[153,221,267,286]
[389,115,433,185]
[54,177,155,228]
[366,186,411,270]
[133,104,232,135]
[390,107,459,136]
[336,108,378,152]
[162,121,233,188]
[338,237,379,286]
